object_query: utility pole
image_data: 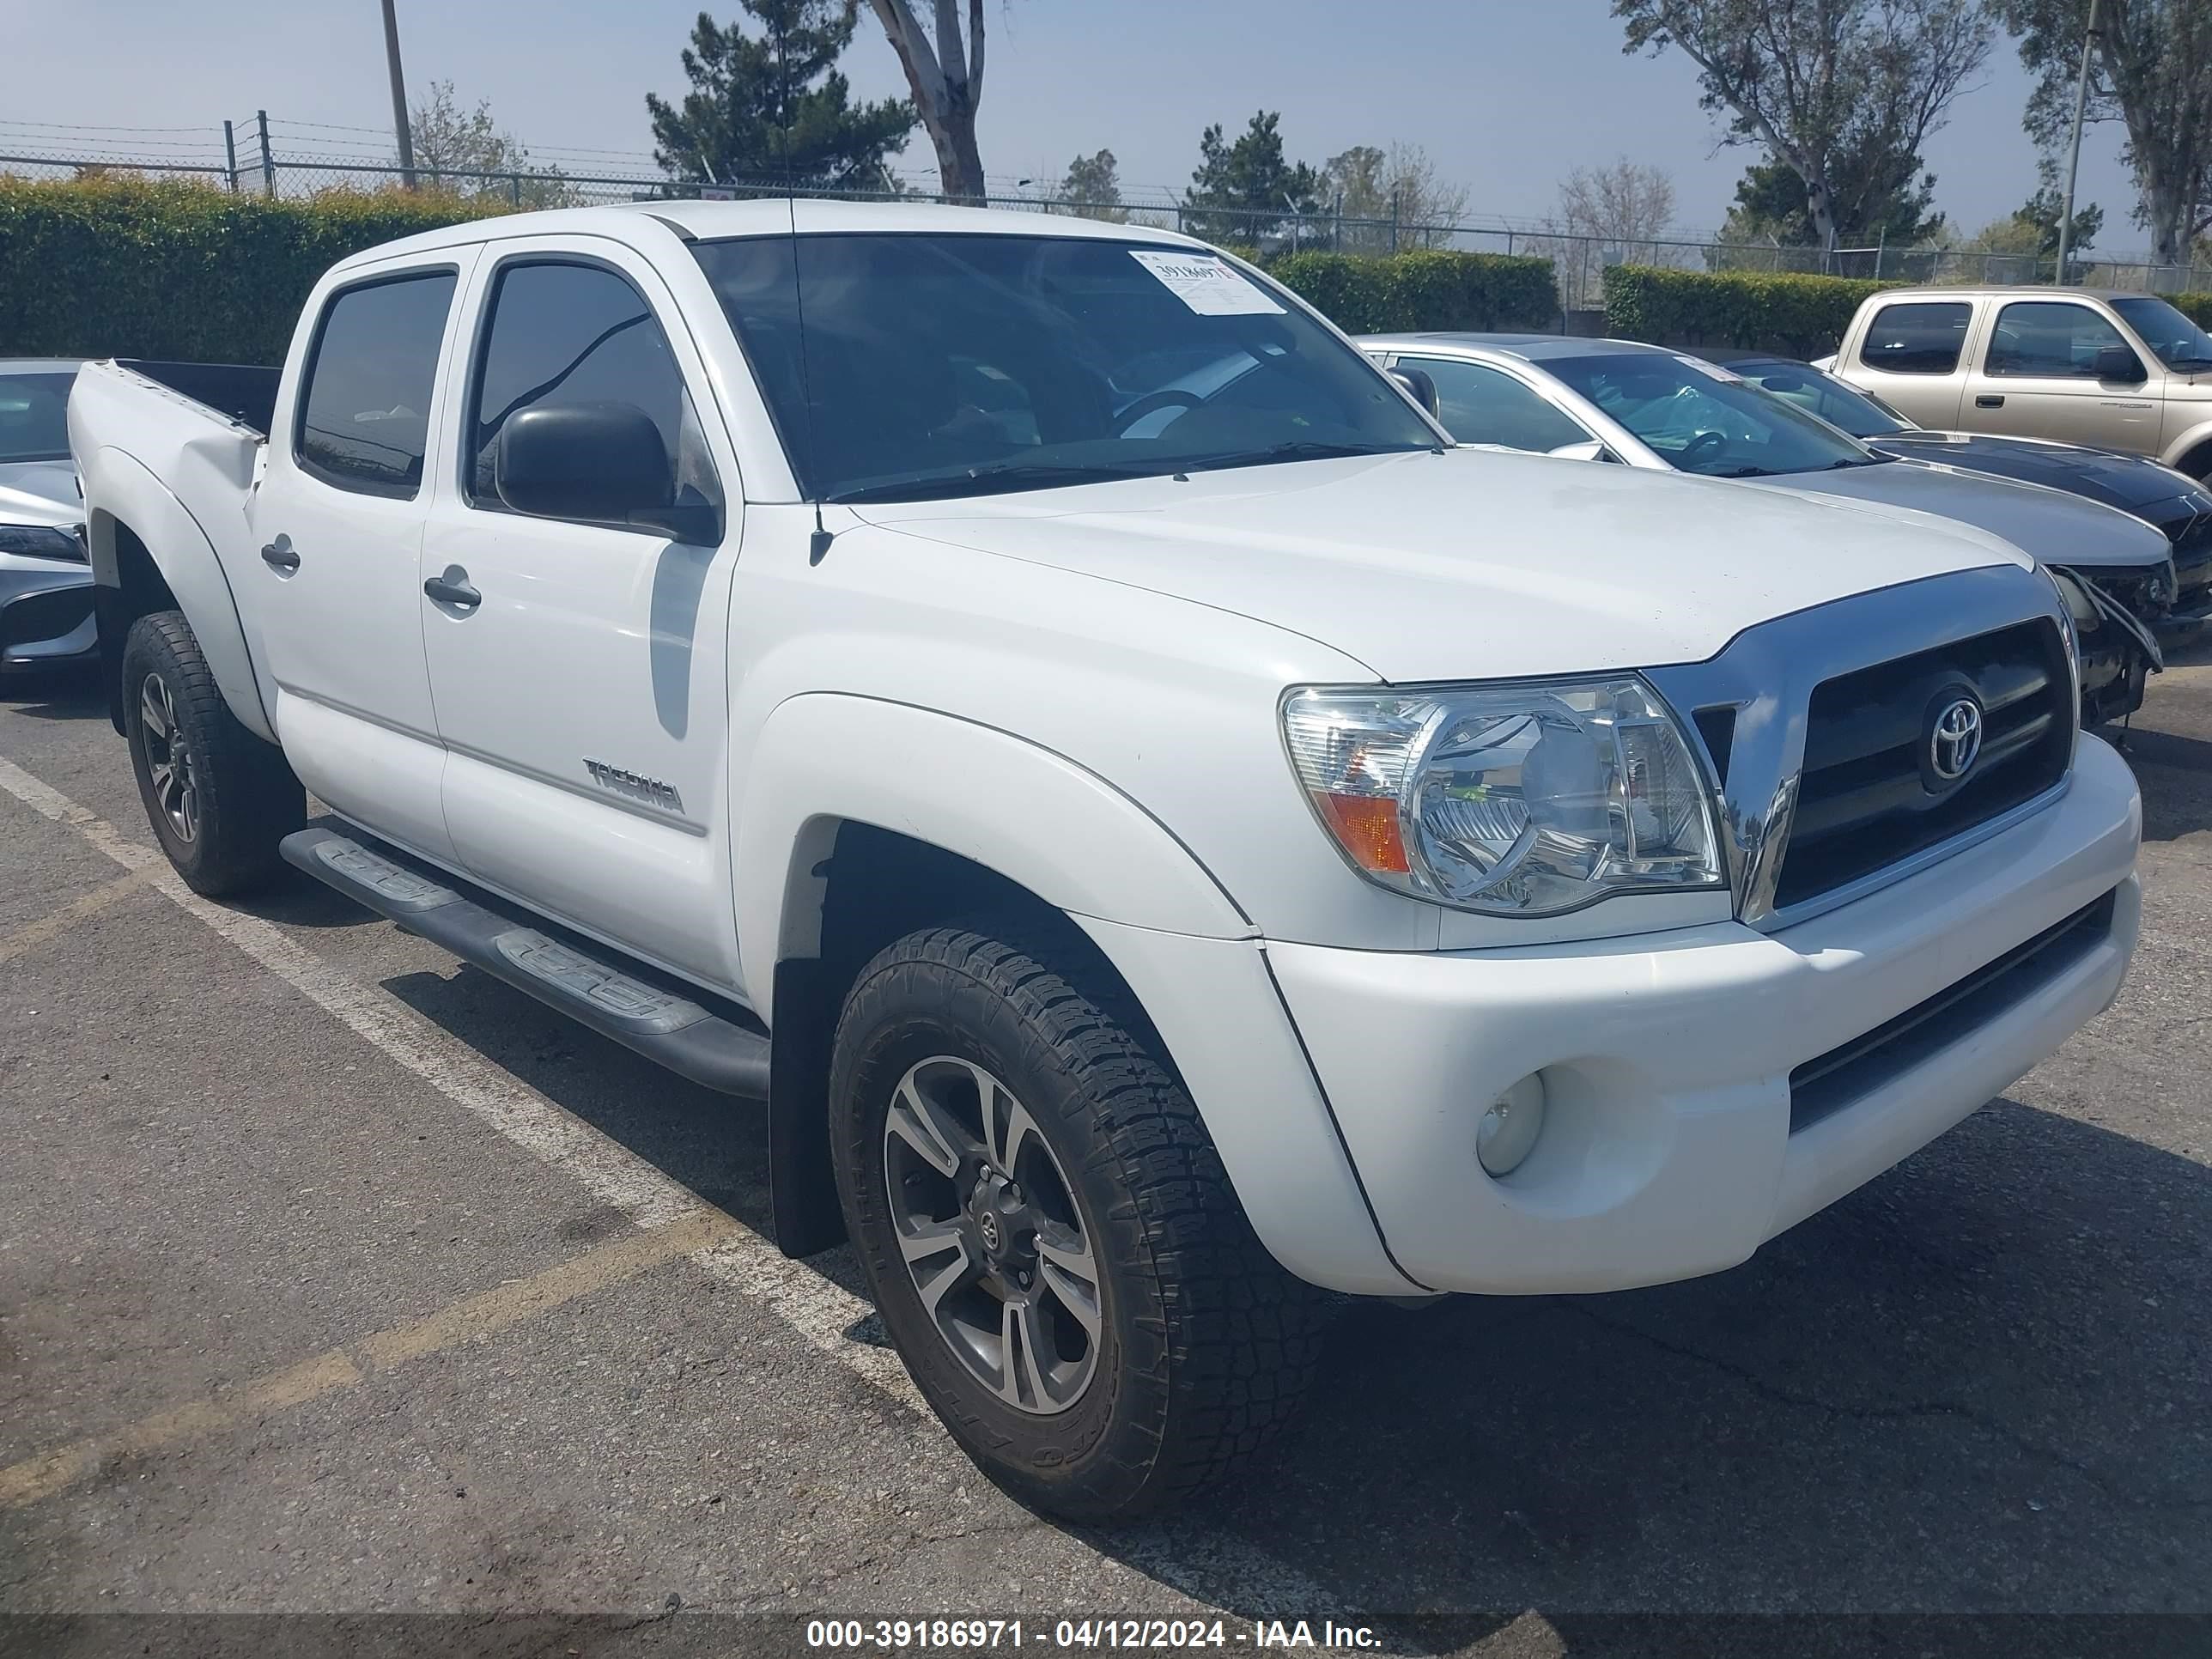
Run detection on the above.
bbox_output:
[2056,0,2100,286]
[381,0,417,189]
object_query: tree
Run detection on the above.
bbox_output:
[1551,159,1679,245]
[1717,138,1947,247]
[1184,111,1322,245]
[1056,149,1126,221]
[1534,159,1680,303]
[405,81,577,206]
[1994,0,2212,268]
[2015,176,2105,258]
[1614,0,1994,249]
[1320,142,1471,249]
[865,0,987,200]
[647,2,915,190]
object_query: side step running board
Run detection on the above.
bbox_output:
[280,827,769,1099]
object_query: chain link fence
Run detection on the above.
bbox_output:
[7,142,2210,301]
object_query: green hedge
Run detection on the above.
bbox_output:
[1267,250,1559,333]
[0,177,504,363]
[3,180,1564,364]
[2176,293,2212,329]
[1604,265,1900,356]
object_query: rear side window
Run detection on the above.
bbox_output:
[465,259,719,513]
[294,270,457,497]
[1858,301,1970,375]
[1398,356,1591,453]
[1987,301,2130,379]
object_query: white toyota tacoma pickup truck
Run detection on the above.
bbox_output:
[70,202,2142,1521]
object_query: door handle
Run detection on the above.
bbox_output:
[259,537,300,573]
[1975,394,2005,409]
[422,566,481,610]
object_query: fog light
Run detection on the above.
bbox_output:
[1478,1073,1547,1177]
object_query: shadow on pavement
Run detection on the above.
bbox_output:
[0,664,103,721]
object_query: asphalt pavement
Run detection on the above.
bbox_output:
[1,653,2208,1659]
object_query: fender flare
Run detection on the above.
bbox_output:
[736,694,1416,1293]
[733,693,1252,1016]
[2160,417,2212,477]
[81,445,275,743]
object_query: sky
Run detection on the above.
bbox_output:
[1,0,2148,251]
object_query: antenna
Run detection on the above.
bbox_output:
[786,191,834,566]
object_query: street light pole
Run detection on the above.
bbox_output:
[381,0,417,189]
[2055,0,2100,286]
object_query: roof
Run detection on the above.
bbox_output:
[1855,284,2154,302]
[0,359,82,376]
[1357,331,1676,362]
[331,198,1205,273]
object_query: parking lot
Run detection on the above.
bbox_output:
[2,653,2209,1656]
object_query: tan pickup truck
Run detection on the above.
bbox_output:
[1826,287,2212,480]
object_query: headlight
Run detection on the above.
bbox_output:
[0,524,86,562]
[1282,678,1726,916]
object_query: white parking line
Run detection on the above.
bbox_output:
[0,753,1362,1623]
[0,753,915,1407]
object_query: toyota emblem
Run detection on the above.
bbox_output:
[1929,696,1984,782]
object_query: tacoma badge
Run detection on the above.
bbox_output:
[582,759,684,814]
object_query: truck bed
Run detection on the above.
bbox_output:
[112,361,282,439]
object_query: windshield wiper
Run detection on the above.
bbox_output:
[828,461,1155,505]
[1178,440,1411,474]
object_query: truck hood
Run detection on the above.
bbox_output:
[1866,429,2197,514]
[1741,457,2172,573]
[854,448,2031,683]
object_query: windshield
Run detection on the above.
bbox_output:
[1721,359,1912,440]
[690,233,1437,503]
[1542,353,1881,478]
[0,373,74,465]
[2112,297,2212,372]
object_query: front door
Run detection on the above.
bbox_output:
[417,243,744,990]
[248,258,472,862]
[1962,298,2163,456]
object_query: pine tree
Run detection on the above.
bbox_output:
[647,1,915,191]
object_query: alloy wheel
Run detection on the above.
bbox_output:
[881,1056,1102,1414]
[139,671,199,843]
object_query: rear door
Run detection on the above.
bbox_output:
[1962,297,2163,457]
[248,256,475,861]
[1844,297,1973,428]
[417,240,744,990]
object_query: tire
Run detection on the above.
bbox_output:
[830,923,1325,1522]
[120,611,303,896]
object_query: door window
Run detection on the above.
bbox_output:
[1859,301,1971,374]
[294,270,458,497]
[1986,301,2130,379]
[1396,356,1594,453]
[465,260,720,516]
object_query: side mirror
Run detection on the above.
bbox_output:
[1389,366,1441,418]
[2094,343,2148,385]
[1547,440,1607,462]
[495,402,721,544]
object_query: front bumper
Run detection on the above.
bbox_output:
[0,562,97,673]
[1266,734,2141,1297]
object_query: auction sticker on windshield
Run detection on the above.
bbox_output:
[1129,250,1285,316]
